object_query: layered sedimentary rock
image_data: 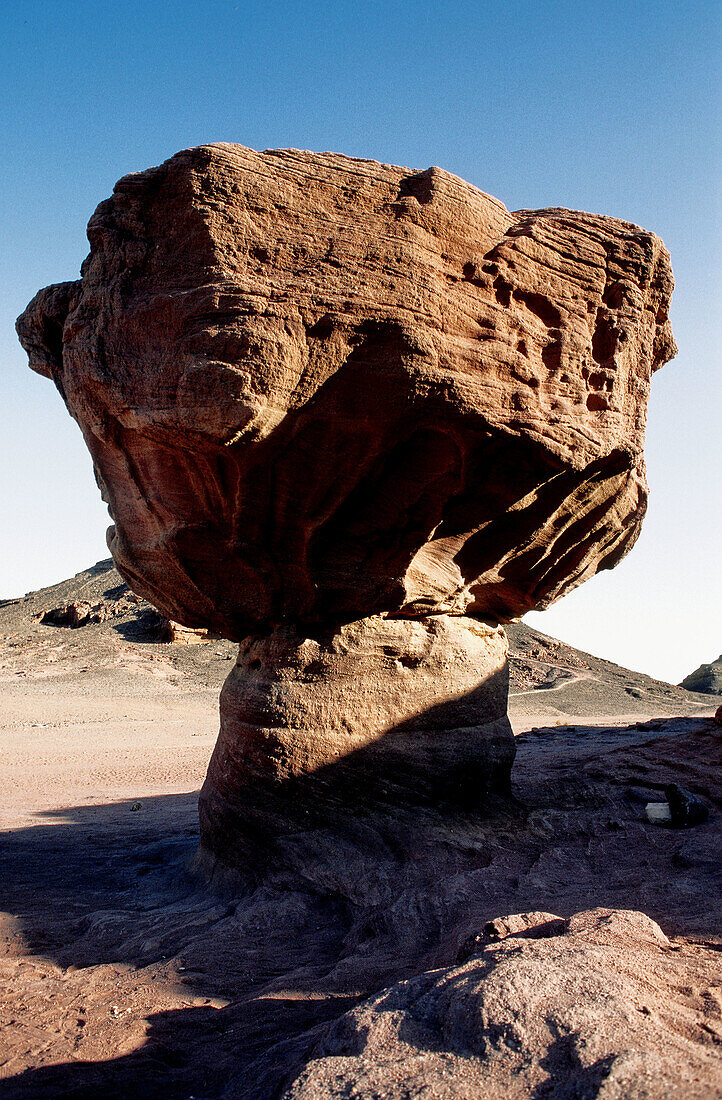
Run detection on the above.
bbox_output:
[17,144,675,861]
[203,614,512,863]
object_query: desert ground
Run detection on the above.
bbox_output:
[1,561,720,1097]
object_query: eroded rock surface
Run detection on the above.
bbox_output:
[284,909,722,1099]
[200,614,512,865]
[17,145,676,857]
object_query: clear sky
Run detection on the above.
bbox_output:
[1,0,719,683]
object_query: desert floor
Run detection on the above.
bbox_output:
[0,564,720,1098]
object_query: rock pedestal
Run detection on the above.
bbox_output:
[17,144,675,869]
[200,614,512,864]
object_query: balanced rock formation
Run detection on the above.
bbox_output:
[17,144,675,863]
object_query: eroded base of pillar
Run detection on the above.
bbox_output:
[198,614,515,871]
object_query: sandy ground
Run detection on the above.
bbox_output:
[1,688,216,830]
[0,564,720,1097]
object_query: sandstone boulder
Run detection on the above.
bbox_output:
[17,145,675,861]
[40,601,94,628]
[18,144,674,636]
[284,909,722,1099]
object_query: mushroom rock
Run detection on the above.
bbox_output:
[17,144,676,868]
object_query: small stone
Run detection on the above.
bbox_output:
[161,619,210,644]
[665,784,709,828]
[129,801,142,812]
[645,802,672,825]
[458,911,566,960]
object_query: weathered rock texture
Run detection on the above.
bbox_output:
[201,614,511,863]
[18,144,675,633]
[284,909,722,1099]
[17,145,675,857]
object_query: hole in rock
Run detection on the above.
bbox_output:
[602,282,626,309]
[512,289,562,329]
[493,277,512,307]
[398,654,422,669]
[592,308,618,364]
[307,315,335,339]
[397,169,435,205]
[541,342,562,371]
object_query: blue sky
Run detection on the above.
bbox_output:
[1,0,719,681]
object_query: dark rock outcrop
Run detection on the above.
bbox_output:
[40,601,95,628]
[682,654,722,696]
